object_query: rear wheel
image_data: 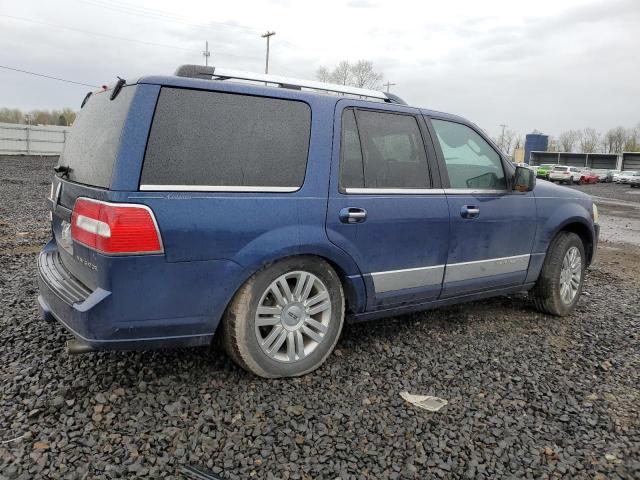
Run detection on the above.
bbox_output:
[532,232,585,316]
[221,256,344,378]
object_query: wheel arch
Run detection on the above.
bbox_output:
[552,219,596,266]
[213,250,367,336]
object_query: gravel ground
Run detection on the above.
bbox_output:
[566,181,640,204]
[1,157,639,479]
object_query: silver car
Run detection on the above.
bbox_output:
[618,171,639,184]
[628,172,640,188]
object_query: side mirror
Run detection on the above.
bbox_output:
[513,166,536,192]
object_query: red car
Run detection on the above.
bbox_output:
[579,170,599,184]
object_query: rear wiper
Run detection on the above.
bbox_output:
[54,165,72,178]
[110,76,126,100]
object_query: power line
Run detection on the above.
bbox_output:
[0,65,98,88]
[0,14,195,53]
[70,0,299,50]
[0,14,256,60]
[73,0,258,34]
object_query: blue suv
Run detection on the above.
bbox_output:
[38,65,599,377]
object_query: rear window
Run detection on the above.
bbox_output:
[141,88,311,190]
[553,166,568,171]
[57,86,135,188]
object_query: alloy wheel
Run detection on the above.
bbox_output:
[255,271,332,363]
[559,246,582,304]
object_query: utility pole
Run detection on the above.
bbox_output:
[202,40,211,66]
[261,31,276,74]
[499,124,507,151]
[383,81,396,92]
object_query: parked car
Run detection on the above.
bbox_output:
[617,171,639,184]
[536,164,556,179]
[549,166,582,184]
[592,169,613,182]
[37,65,599,378]
[579,169,599,184]
[628,172,640,188]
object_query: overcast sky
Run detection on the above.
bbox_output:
[1,0,638,138]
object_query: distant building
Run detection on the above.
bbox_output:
[524,131,549,164]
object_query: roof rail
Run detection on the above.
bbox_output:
[174,65,407,105]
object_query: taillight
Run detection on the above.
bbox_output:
[71,198,163,255]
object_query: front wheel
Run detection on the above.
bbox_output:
[532,232,585,316]
[221,256,344,378]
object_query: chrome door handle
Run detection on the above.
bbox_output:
[460,205,480,218]
[339,207,367,224]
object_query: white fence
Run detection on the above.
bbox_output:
[0,122,70,156]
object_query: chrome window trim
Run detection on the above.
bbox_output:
[343,187,513,195]
[139,185,299,193]
[344,187,445,195]
[443,188,510,195]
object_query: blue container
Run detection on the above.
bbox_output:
[524,132,549,164]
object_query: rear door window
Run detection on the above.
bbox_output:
[141,88,311,190]
[57,86,136,188]
[351,110,430,189]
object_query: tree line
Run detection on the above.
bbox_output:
[0,108,76,126]
[549,126,640,154]
[493,124,640,157]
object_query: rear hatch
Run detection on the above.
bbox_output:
[50,85,137,290]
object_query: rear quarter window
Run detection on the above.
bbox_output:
[141,88,312,190]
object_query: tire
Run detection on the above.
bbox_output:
[221,256,345,378]
[568,177,574,185]
[532,232,586,316]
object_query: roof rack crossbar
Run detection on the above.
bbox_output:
[174,64,407,104]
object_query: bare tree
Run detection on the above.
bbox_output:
[558,130,579,152]
[333,61,353,86]
[315,60,383,89]
[605,126,627,153]
[513,135,524,151]
[350,60,384,89]
[580,128,600,153]
[0,108,24,124]
[623,125,639,152]
[501,129,516,155]
[315,66,331,83]
[547,136,559,153]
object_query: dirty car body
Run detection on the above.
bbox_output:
[37,66,599,376]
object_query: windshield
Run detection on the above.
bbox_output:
[57,86,136,188]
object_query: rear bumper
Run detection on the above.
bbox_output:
[37,240,243,351]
